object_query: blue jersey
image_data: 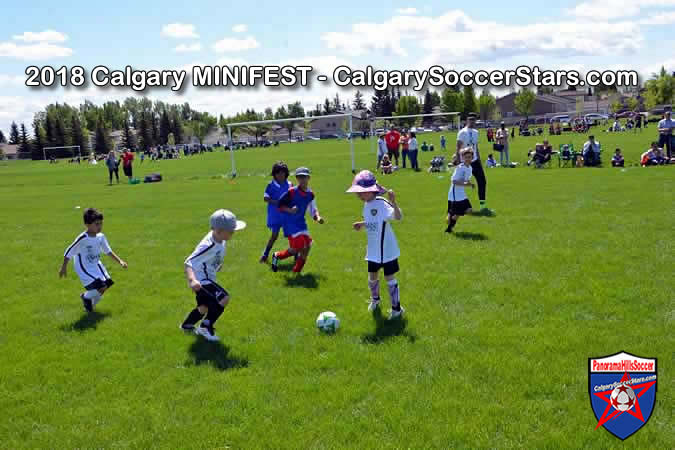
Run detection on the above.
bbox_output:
[264,180,291,227]
[278,186,318,237]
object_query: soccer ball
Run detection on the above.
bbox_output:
[316,311,340,333]
[610,383,636,412]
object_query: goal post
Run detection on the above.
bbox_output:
[224,113,357,177]
[43,145,81,161]
[369,112,461,156]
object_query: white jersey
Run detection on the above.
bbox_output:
[64,232,112,286]
[457,127,480,161]
[449,163,473,201]
[377,138,387,157]
[184,231,226,285]
[362,197,401,264]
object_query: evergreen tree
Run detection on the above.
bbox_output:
[32,119,46,159]
[171,115,184,145]
[352,90,366,110]
[159,110,171,145]
[122,120,136,149]
[71,115,88,154]
[19,123,31,154]
[9,122,19,144]
[462,85,477,118]
[152,114,160,146]
[323,98,333,115]
[0,130,6,143]
[422,89,434,124]
[332,93,341,112]
[371,89,386,116]
[44,114,55,147]
[54,117,68,147]
[94,118,111,154]
[138,112,153,151]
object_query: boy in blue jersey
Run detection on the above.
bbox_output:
[271,167,324,273]
[260,162,292,263]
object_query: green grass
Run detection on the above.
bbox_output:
[0,127,672,448]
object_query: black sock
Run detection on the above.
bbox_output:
[262,243,273,258]
[446,218,457,231]
[205,302,225,327]
[182,308,204,328]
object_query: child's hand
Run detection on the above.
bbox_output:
[59,266,67,278]
[353,222,363,231]
[317,216,325,224]
[290,206,299,214]
[387,189,396,203]
[189,279,202,293]
[120,260,128,269]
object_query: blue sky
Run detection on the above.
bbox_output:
[1,0,674,133]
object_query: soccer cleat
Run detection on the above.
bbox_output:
[81,293,93,313]
[195,325,220,341]
[179,324,195,334]
[479,207,496,217]
[271,253,279,272]
[368,299,380,312]
[259,254,268,264]
[388,306,405,320]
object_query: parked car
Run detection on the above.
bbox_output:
[549,114,570,123]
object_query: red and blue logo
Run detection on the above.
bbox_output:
[589,351,657,440]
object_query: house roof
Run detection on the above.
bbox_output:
[0,144,18,155]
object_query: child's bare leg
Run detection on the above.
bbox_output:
[293,247,310,273]
[261,230,280,262]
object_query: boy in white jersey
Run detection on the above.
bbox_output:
[59,208,128,312]
[446,147,475,233]
[346,170,404,319]
[180,209,246,342]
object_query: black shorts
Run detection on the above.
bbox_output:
[85,278,114,291]
[123,165,133,177]
[196,282,229,307]
[448,199,472,216]
[367,259,399,276]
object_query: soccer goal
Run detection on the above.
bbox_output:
[369,112,461,156]
[43,145,81,161]
[224,113,359,177]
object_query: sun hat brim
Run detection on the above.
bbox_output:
[346,183,386,194]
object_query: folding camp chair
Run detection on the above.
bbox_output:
[558,144,574,167]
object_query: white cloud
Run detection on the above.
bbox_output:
[215,57,249,66]
[638,11,675,24]
[161,23,199,39]
[232,24,248,33]
[12,30,68,43]
[0,74,24,86]
[396,7,418,15]
[174,43,202,53]
[568,0,675,19]
[0,42,73,60]
[322,10,644,64]
[213,36,260,52]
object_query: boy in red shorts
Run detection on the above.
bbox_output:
[271,167,325,273]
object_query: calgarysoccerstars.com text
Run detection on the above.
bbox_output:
[25,65,639,92]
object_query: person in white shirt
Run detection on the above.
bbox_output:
[456,114,494,216]
[495,122,510,166]
[180,209,246,341]
[59,208,128,313]
[657,110,673,160]
[376,134,387,170]
[346,170,404,320]
[583,135,601,166]
[408,132,420,171]
[446,147,475,233]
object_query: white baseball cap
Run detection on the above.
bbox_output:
[210,209,246,232]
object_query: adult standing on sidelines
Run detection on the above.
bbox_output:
[456,114,494,216]
[121,148,134,181]
[105,151,120,185]
[495,121,510,167]
[657,110,674,160]
[385,126,401,167]
[408,132,420,171]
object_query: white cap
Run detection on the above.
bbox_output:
[210,209,246,232]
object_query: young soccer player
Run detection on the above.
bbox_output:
[59,208,128,312]
[446,147,475,233]
[347,170,404,319]
[271,167,324,273]
[180,209,246,341]
[260,161,292,263]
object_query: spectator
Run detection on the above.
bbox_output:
[385,127,401,166]
[495,121,510,167]
[657,110,674,160]
[640,142,659,166]
[121,148,135,180]
[654,147,668,165]
[582,135,601,167]
[421,141,429,152]
[611,148,625,167]
[376,133,387,170]
[408,132,420,171]
[381,154,393,174]
[634,112,643,133]
[440,135,447,151]
[612,119,621,132]
[400,132,409,168]
[105,151,120,185]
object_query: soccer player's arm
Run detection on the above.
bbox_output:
[102,235,127,268]
[278,191,296,213]
[60,234,82,277]
[184,244,209,291]
[309,197,324,224]
[384,194,402,221]
[263,185,277,205]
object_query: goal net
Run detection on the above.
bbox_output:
[42,145,82,161]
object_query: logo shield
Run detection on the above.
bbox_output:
[589,351,657,440]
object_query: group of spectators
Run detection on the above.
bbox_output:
[105,149,135,184]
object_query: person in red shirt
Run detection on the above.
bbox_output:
[385,127,401,166]
[121,149,134,181]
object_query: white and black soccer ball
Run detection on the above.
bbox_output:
[316,311,340,333]
[610,383,636,412]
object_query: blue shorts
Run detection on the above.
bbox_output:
[267,221,283,232]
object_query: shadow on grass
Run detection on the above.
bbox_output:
[61,311,110,332]
[187,338,249,371]
[470,210,497,218]
[361,307,416,345]
[453,231,488,241]
[283,272,324,289]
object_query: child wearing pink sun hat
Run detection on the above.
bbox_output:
[347,170,405,319]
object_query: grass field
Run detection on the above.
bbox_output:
[0,127,672,448]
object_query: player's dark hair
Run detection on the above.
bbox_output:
[83,208,103,224]
[271,161,289,178]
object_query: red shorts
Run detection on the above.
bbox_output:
[288,234,312,250]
